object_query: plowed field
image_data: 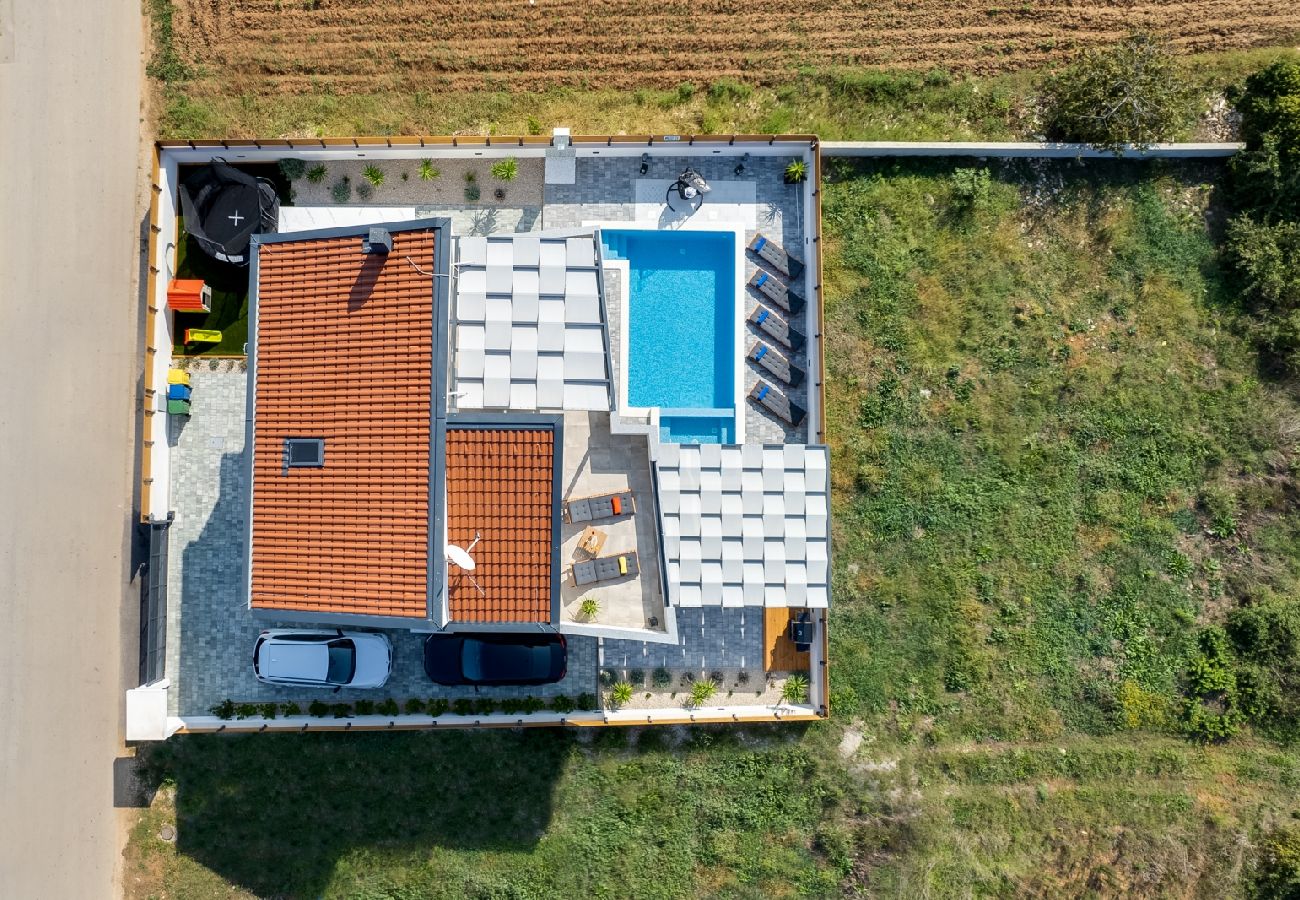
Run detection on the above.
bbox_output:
[174,0,1299,92]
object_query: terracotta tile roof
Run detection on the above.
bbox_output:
[445,427,555,623]
[249,230,436,618]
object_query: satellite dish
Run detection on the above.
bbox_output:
[445,544,476,571]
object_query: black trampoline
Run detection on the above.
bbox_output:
[178,158,279,266]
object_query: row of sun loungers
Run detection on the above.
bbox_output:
[748,380,807,427]
[572,551,640,587]
[563,490,635,524]
[747,340,804,387]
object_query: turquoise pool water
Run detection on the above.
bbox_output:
[600,229,735,443]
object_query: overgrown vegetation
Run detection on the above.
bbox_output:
[150,45,1296,142]
[1041,33,1194,150]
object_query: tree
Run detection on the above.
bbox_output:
[1238,59,1300,159]
[1225,217,1300,374]
[1041,33,1192,151]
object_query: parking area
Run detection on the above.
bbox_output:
[163,365,597,716]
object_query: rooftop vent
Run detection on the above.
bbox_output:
[362,228,392,255]
[284,438,325,468]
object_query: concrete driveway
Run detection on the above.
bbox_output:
[0,0,143,896]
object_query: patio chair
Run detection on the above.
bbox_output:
[572,551,640,587]
[564,490,636,524]
[747,233,805,279]
[789,611,814,653]
[747,340,805,387]
[747,305,806,352]
[748,269,805,315]
[748,380,807,427]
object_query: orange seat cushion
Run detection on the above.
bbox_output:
[611,496,622,515]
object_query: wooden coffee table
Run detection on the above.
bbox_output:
[577,525,607,557]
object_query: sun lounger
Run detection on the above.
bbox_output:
[747,233,805,279]
[748,380,807,427]
[747,340,805,387]
[564,490,635,524]
[572,551,640,587]
[748,269,805,314]
[747,306,805,352]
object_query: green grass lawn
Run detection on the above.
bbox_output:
[171,220,249,357]
[126,158,1300,899]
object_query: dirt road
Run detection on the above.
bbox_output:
[0,0,143,896]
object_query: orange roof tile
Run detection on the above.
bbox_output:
[249,230,436,618]
[445,427,554,623]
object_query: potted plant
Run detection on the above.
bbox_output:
[784,159,809,185]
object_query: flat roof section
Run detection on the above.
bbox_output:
[445,427,556,624]
[249,229,436,618]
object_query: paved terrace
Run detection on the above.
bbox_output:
[543,154,811,444]
[558,411,664,630]
[163,368,597,717]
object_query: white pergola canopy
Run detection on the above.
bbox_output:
[452,234,612,411]
[656,443,830,609]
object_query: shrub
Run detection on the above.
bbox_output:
[277,158,306,181]
[306,163,328,184]
[609,682,634,708]
[361,164,385,187]
[680,671,695,686]
[259,703,278,720]
[428,698,449,717]
[464,183,481,202]
[1237,60,1300,159]
[784,159,808,183]
[377,698,400,717]
[1254,823,1300,898]
[689,679,718,707]
[526,115,543,135]
[500,698,523,715]
[628,668,645,687]
[550,694,575,713]
[599,668,616,686]
[235,703,258,720]
[283,702,302,717]
[490,157,519,182]
[464,170,477,183]
[652,667,672,688]
[1228,599,1300,662]
[308,700,330,717]
[1040,33,1191,151]
[951,167,992,211]
[521,696,546,714]
[353,699,375,716]
[210,699,235,720]
[675,82,697,103]
[579,596,600,620]
[330,703,352,718]
[403,698,425,715]
[452,698,474,716]
[472,698,496,716]
[708,670,724,685]
[1224,217,1300,373]
[419,159,440,181]
[576,692,597,710]
[782,673,810,704]
[737,670,751,686]
[356,181,373,201]
[331,178,351,203]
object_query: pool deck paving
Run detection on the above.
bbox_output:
[544,154,809,444]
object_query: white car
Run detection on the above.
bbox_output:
[252,630,392,689]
